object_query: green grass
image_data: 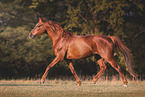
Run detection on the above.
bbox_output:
[0,79,145,97]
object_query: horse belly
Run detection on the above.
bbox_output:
[66,42,93,59]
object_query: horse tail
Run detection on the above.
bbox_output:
[109,36,138,78]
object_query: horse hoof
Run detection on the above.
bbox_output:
[91,83,95,86]
[77,81,82,86]
[40,80,45,84]
[77,84,81,87]
[124,85,128,87]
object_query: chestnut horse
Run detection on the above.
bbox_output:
[29,17,137,87]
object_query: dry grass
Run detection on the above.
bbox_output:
[0,79,145,97]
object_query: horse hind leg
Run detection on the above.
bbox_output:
[107,59,128,87]
[92,58,106,85]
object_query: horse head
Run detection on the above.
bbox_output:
[29,17,46,39]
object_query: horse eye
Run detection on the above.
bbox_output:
[37,24,42,27]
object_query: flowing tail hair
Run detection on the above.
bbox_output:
[109,36,138,78]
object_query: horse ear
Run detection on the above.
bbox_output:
[39,17,46,23]
[39,17,42,22]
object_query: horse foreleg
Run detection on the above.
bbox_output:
[92,58,106,85]
[66,60,81,86]
[40,57,60,84]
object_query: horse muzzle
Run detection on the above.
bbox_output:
[29,33,35,39]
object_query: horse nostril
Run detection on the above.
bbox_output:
[29,34,35,39]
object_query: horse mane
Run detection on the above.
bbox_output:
[45,20,73,38]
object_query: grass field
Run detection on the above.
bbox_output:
[0,79,145,97]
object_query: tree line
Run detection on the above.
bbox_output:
[0,0,145,79]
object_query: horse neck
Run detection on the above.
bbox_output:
[46,30,62,46]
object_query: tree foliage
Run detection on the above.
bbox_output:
[64,0,143,36]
